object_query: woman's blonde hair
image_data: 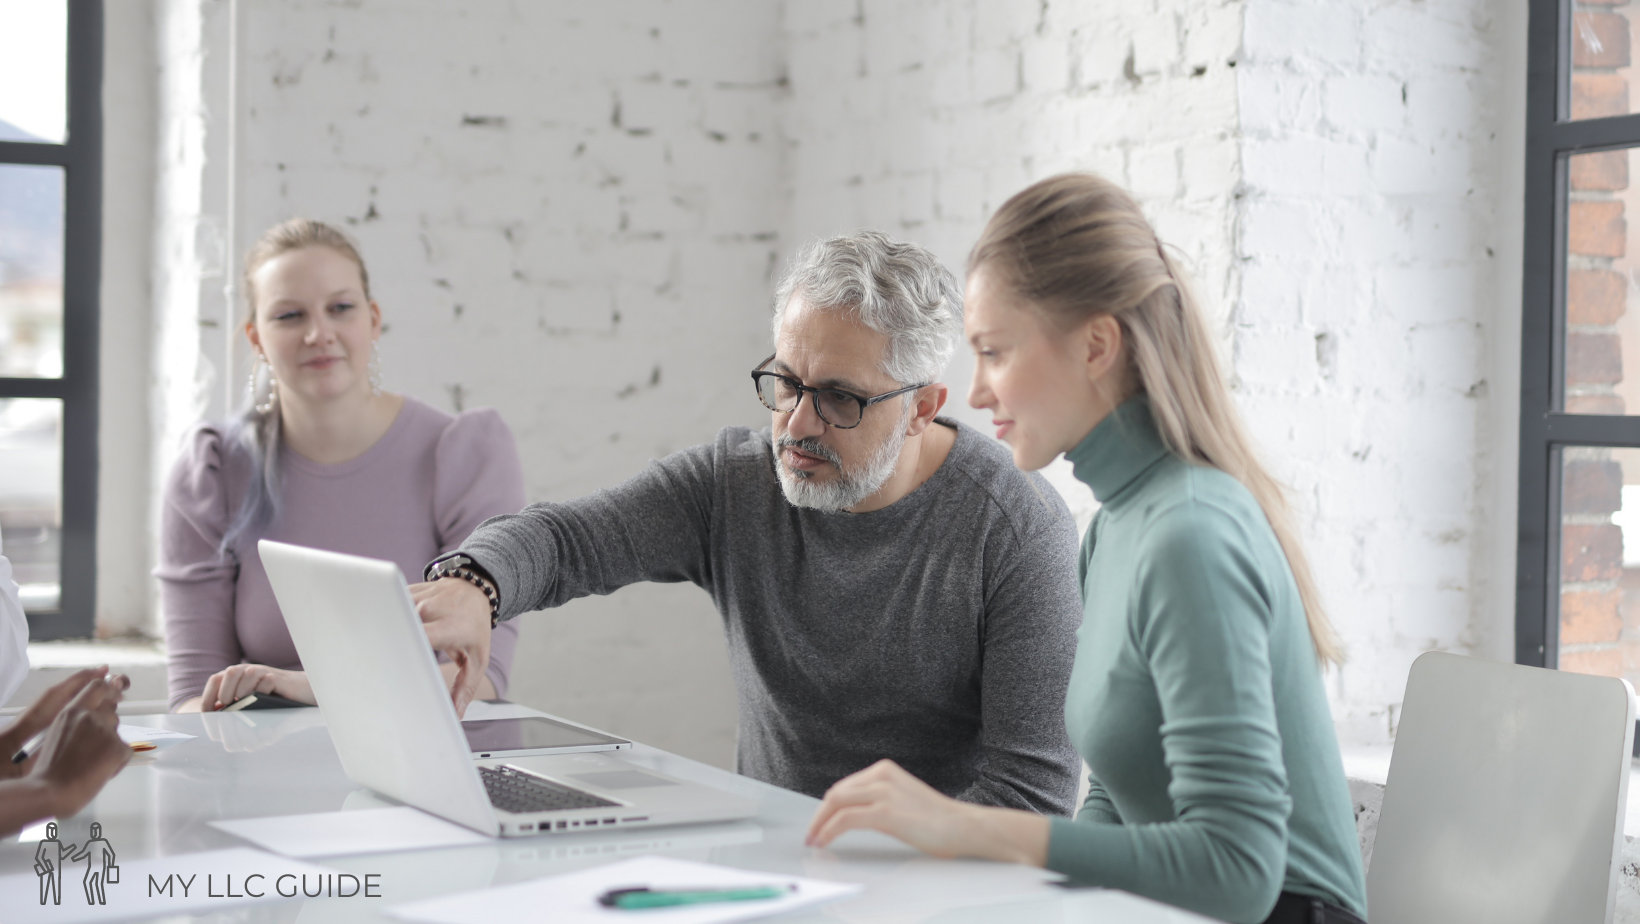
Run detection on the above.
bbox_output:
[969,173,1344,668]
[243,218,372,313]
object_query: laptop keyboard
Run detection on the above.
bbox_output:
[479,765,619,814]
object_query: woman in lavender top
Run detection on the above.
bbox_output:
[157,219,524,712]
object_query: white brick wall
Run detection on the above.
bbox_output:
[95,0,157,637]
[133,0,1527,781]
[150,0,239,605]
[1237,0,1521,744]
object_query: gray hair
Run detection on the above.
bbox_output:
[770,231,963,385]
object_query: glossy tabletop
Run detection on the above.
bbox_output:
[0,705,1215,923]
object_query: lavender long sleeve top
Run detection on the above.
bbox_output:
[156,397,525,709]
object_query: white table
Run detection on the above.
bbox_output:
[0,705,1215,922]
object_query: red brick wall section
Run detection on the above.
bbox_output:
[1563,2,1631,681]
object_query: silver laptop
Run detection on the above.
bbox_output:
[258,539,756,838]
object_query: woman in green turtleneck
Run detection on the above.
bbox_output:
[805,173,1368,924]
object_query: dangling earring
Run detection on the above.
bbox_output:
[369,341,384,397]
[250,354,278,415]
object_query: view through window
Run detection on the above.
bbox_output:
[0,0,101,637]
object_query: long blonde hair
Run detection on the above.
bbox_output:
[970,173,1344,668]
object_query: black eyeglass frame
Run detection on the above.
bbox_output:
[750,354,928,429]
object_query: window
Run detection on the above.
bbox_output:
[0,0,101,639]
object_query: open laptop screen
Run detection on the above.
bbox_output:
[462,716,629,757]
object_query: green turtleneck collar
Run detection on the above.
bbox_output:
[1065,395,1171,505]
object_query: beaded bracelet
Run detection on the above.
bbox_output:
[444,567,500,628]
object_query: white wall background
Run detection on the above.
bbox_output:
[1234,0,1524,742]
[96,0,157,637]
[96,0,1526,768]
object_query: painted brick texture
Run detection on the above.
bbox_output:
[1237,0,1516,744]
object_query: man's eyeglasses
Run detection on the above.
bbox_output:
[750,354,926,429]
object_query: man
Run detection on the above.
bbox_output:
[35,820,67,905]
[71,821,117,905]
[416,231,1082,813]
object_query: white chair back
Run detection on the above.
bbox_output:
[1368,650,1636,923]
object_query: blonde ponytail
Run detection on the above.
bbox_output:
[971,174,1344,668]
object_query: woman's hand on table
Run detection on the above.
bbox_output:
[806,759,1051,866]
[197,664,315,711]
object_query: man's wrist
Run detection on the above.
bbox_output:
[425,554,501,627]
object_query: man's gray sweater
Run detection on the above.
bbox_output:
[461,419,1083,814]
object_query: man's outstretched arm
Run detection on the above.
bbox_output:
[419,440,723,714]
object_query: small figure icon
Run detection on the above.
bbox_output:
[70,822,117,905]
[33,821,77,906]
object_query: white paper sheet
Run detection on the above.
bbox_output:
[116,723,195,743]
[387,855,861,924]
[211,806,491,858]
[0,846,347,923]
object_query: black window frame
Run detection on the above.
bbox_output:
[0,0,102,640]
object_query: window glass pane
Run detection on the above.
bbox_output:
[0,398,60,613]
[0,164,64,378]
[1569,4,1640,121]
[0,0,66,143]
[1564,148,1640,414]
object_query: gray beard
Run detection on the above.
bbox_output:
[773,404,911,513]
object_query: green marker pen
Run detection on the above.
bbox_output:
[597,884,794,910]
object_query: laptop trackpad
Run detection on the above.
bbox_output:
[571,770,678,790]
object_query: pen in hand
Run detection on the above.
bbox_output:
[8,672,131,768]
[597,884,795,910]
[14,731,153,762]
[10,730,47,765]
